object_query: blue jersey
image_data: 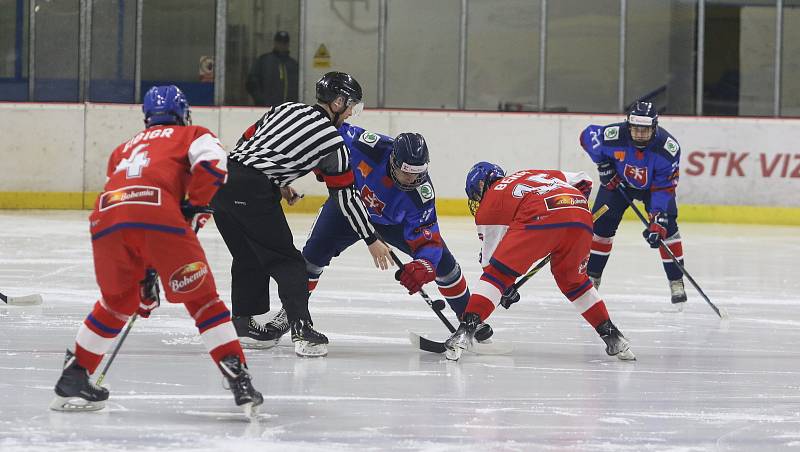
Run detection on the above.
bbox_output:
[339,123,443,266]
[580,122,680,214]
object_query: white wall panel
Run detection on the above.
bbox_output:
[0,104,85,192]
[3,105,800,207]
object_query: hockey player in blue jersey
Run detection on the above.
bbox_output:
[302,125,492,340]
[579,101,687,308]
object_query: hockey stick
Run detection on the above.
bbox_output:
[615,186,727,319]
[509,204,610,294]
[95,312,138,386]
[388,249,456,333]
[0,291,43,306]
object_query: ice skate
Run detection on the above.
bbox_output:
[670,279,687,311]
[588,274,601,290]
[474,321,493,343]
[444,312,480,361]
[219,355,263,419]
[49,350,109,412]
[291,319,328,357]
[596,320,636,361]
[233,315,284,349]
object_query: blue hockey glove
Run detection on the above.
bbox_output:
[597,161,623,190]
[643,212,668,248]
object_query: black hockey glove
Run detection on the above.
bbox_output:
[597,161,624,190]
[137,268,161,318]
[499,285,521,309]
[643,211,668,248]
[180,200,215,231]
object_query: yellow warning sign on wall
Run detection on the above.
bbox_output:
[313,44,331,69]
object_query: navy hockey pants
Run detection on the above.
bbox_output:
[588,186,685,282]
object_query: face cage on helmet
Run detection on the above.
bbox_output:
[389,154,426,191]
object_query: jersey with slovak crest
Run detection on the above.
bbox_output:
[579,121,680,214]
[339,123,443,266]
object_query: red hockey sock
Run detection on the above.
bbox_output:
[74,300,129,373]
[464,294,495,322]
[186,298,245,365]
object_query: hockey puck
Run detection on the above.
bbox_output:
[431,299,446,311]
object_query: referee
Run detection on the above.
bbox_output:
[212,72,391,357]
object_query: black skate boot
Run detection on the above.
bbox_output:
[291,319,329,357]
[50,349,109,412]
[233,315,285,349]
[264,307,290,338]
[444,312,481,361]
[670,279,687,310]
[474,322,494,342]
[595,320,636,361]
[219,355,263,419]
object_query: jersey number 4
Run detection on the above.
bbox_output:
[115,144,150,178]
[512,173,571,198]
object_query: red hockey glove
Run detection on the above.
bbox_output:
[137,269,161,318]
[397,259,436,294]
[597,161,623,191]
[643,212,668,248]
[180,200,214,231]
[572,179,593,199]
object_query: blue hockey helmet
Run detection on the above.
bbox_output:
[143,85,191,127]
[390,132,429,191]
[626,101,658,148]
[465,161,505,215]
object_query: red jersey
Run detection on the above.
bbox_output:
[475,169,592,267]
[91,125,227,238]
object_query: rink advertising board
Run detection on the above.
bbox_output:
[0,104,798,224]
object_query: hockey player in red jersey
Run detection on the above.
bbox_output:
[50,86,262,416]
[443,162,635,362]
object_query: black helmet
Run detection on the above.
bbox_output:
[316,71,362,106]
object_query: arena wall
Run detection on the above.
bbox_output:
[1,103,799,225]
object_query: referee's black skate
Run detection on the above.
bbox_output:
[596,320,636,361]
[219,355,263,419]
[50,349,109,412]
[291,319,328,357]
[233,315,284,349]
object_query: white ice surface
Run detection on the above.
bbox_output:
[1,211,800,451]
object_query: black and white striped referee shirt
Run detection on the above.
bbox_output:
[230,102,376,243]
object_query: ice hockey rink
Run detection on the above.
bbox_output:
[1,210,799,452]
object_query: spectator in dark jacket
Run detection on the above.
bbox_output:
[246,31,299,107]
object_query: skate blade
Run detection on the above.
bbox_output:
[241,402,260,420]
[239,337,280,350]
[294,341,328,358]
[49,395,106,412]
[444,346,465,361]
[672,301,686,312]
[615,348,637,361]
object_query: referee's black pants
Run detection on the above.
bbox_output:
[211,160,311,323]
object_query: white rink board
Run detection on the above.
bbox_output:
[1,104,799,206]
